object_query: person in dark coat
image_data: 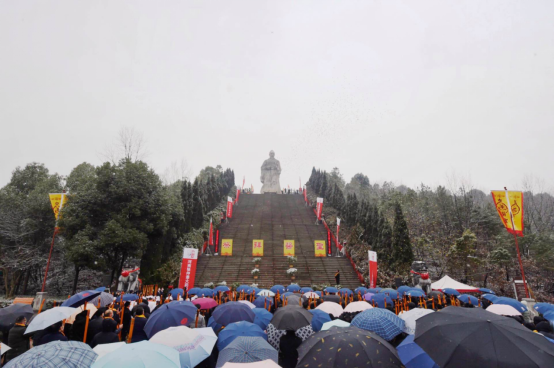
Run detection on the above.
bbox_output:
[121,302,132,340]
[5,316,30,363]
[86,308,107,345]
[334,270,340,285]
[69,310,88,341]
[38,322,67,346]
[90,318,120,348]
[279,330,302,368]
[130,308,148,343]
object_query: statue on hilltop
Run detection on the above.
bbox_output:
[260,150,281,194]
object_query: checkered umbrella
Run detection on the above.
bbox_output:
[98,292,115,307]
[216,337,277,368]
[4,341,97,368]
[351,308,405,341]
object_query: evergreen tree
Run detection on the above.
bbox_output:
[191,178,204,228]
[391,201,414,273]
[319,172,328,198]
[333,183,346,213]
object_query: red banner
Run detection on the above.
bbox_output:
[303,188,308,203]
[336,218,341,245]
[368,251,377,288]
[215,230,220,253]
[327,230,331,255]
[179,248,198,290]
[236,188,240,204]
[316,197,323,220]
[227,197,233,218]
[208,218,214,246]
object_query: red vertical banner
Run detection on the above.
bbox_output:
[316,197,323,220]
[227,197,233,219]
[236,188,240,204]
[303,188,308,204]
[327,230,331,255]
[179,248,198,290]
[336,218,341,245]
[368,251,377,288]
[208,218,214,246]
[215,230,220,254]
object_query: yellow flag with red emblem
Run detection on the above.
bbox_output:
[49,193,68,220]
[284,240,295,256]
[491,190,524,236]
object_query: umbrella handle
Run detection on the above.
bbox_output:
[83,312,90,343]
[127,317,135,343]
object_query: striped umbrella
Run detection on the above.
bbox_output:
[352,308,405,341]
[5,341,97,368]
[216,337,278,368]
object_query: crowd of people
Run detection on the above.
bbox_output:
[1,283,553,368]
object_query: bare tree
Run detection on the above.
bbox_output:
[162,158,193,185]
[101,126,148,164]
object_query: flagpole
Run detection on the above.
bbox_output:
[504,187,529,299]
[42,191,66,292]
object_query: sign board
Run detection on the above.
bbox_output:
[252,239,264,256]
[314,240,326,257]
[284,240,295,256]
[178,248,198,290]
[221,239,233,256]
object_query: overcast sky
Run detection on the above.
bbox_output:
[1,1,553,193]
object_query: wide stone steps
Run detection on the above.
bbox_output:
[194,194,362,289]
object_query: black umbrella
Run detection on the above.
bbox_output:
[322,295,341,303]
[131,303,151,316]
[415,306,554,367]
[428,291,444,299]
[0,304,34,331]
[270,305,312,331]
[297,326,402,368]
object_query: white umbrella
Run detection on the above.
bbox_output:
[321,320,350,331]
[1,343,12,356]
[258,290,275,297]
[238,300,256,309]
[303,292,319,299]
[93,342,127,361]
[399,308,434,335]
[150,326,217,368]
[66,304,98,324]
[25,307,77,334]
[315,302,343,317]
[486,304,522,316]
[222,359,281,368]
[344,301,372,313]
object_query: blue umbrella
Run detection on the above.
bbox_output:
[253,296,274,309]
[199,288,214,297]
[300,287,314,293]
[458,294,479,305]
[355,287,368,295]
[352,308,405,341]
[92,341,180,368]
[217,321,268,351]
[5,341,97,368]
[287,284,301,292]
[114,294,139,303]
[479,288,495,294]
[443,288,460,296]
[144,301,197,338]
[252,308,273,330]
[534,303,554,315]
[62,290,102,308]
[398,286,412,296]
[369,293,394,308]
[367,287,382,293]
[214,286,230,293]
[251,287,261,295]
[310,309,332,332]
[213,302,256,326]
[216,337,278,368]
[281,292,293,302]
[95,287,107,292]
[208,316,223,334]
[407,290,426,298]
[170,288,184,300]
[381,289,400,299]
[410,287,425,293]
[495,297,528,313]
[339,288,353,297]
[481,293,498,303]
[314,291,322,297]
[188,287,201,295]
[398,335,439,368]
[237,285,250,292]
[324,287,338,294]
[270,285,285,294]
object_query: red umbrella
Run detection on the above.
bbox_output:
[193,298,218,310]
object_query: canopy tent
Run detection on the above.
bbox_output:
[431,275,480,293]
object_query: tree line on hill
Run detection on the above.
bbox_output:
[0,159,235,297]
[307,167,554,301]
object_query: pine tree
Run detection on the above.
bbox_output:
[192,178,204,229]
[379,215,393,266]
[319,172,328,198]
[391,201,413,273]
[334,184,345,213]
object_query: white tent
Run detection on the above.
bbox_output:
[431,275,480,293]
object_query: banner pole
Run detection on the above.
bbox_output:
[41,228,58,292]
[513,234,530,298]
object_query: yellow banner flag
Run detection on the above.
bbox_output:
[221,239,233,256]
[314,240,326,257]
[253,240,264,256]
[284,240,295,256]
[49,193,68,220]
[491,190,524,236]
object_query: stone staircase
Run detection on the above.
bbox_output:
[194,193,362,289]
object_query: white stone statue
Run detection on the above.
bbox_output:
[260,150,281,194]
